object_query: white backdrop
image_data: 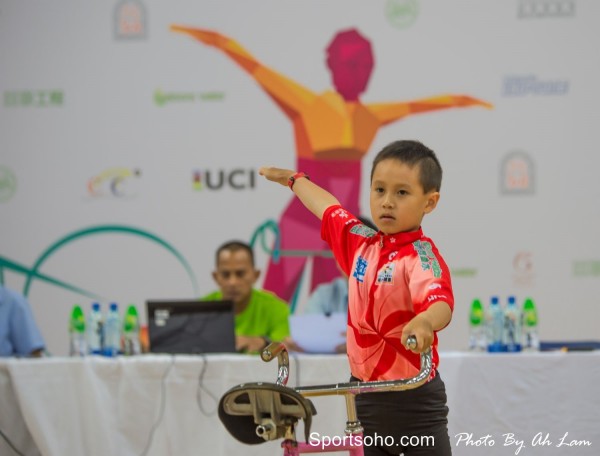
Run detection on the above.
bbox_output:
[1,0,599,356]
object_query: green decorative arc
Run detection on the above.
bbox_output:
[17,224,198,298]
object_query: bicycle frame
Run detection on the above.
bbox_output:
[259,339,433,456]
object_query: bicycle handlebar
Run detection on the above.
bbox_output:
[261,336,432,398]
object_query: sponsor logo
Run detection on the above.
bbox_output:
[450,268,478,278]
[349,224,376,238]
[500,151,535,195]
[385,0,419,29]
[192,169,256,191]
[353,256,368,283]
[518,0,576,18]
[114,0,147,40]
[0,166,17,202]
[413,241,442,278]
[376,263,395,284]
[3,90,64,108]
[427,294,448,303]
[573,260,600,277]
[513,251,534,287]
[331,208,350,220]
[502,75,569,97]
[88,168,141,198]
[154,89,225,107]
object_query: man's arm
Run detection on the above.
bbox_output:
[258,167,340,220]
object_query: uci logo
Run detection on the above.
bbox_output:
[192,169,256,191]
[518,0,576,18]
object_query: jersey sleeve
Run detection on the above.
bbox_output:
[320,205,376,277]
[407,239,454,317]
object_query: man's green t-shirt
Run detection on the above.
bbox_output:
[202,289,290,341]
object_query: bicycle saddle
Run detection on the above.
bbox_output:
[218,381,317,444]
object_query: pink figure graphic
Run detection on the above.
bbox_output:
[172,25,492,303]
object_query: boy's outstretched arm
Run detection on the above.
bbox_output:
[259,167,340,220]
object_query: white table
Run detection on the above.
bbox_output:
[1,351,598,456]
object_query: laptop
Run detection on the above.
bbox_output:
[146,299,236,354]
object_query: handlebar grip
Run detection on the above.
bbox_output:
[406,335,417,350]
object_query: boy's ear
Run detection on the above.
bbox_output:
[424,191,440,214]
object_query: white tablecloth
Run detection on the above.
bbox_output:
[1,351,598,456]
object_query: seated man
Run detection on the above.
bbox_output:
[203,240,290,353]
[0,285,45,357]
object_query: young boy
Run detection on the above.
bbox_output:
[259,139,453,455]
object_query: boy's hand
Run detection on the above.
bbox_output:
[259,166,295,187]
[401,314,434,353]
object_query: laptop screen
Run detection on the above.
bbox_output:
[146,299,236,354]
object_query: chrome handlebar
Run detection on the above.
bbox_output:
[260,336,432,398]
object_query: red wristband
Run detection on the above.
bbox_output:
[287,171,310,190]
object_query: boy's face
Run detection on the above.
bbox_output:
[212,249,260,305]
[369,158,440,235]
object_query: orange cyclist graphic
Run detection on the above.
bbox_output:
[171,25,492,303]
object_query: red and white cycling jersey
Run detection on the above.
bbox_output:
[321,205,454,382]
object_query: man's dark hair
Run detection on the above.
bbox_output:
[370,140,443,193]
[215,240,255,266]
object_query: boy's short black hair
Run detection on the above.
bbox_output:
[215,240,255,266]
[370,140,442,193]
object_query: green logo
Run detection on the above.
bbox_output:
[413,240,442,278]
[451,268,478,278]
[154,89,225,107]
[385,0,419,29]
[573,260,600,277]
[3,90,64,107]
[0,166,17,202]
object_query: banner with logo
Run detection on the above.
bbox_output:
[1,0,598,355]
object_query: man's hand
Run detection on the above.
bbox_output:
[282,337,305,353]
[236,335,268,353]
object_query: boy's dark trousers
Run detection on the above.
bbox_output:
[351,372,452,456]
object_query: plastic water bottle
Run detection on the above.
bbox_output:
[69,305,87,356]
[504,296,522,352]
[123,304,141,356]
[487,296,506,352]
[468,298,485,351]
[522,297,540,351]
[103,302,121,357]
[87,302,104,355]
